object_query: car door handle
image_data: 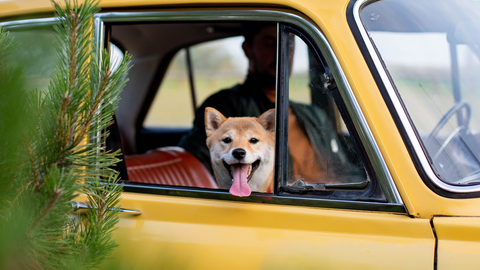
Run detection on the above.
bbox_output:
[70,201,142,216]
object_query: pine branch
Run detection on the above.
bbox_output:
[25,137,41,190]
[0,27,17,66]
[0,0,130,269]
[28,188,62,237]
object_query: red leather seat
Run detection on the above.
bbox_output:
[125,147,218,189]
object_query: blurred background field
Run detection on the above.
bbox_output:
[144,36,312,127]
[370,32,480,136]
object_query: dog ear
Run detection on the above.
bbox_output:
[205,107,227,137]
[258,109,275,133]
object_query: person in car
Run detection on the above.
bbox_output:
[178,22,363,185]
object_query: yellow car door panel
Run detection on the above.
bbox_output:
[433,217,480,270]
[109,192,434,269]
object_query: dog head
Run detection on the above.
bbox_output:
[205,107,275,197]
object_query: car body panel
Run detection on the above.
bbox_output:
[109,192,434,269]
[433,217,480,269]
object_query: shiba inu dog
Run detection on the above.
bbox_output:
[205,107,275,197]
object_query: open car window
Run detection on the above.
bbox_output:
[105,15,399,209]
[360,0,480,191]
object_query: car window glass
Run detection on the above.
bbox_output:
[288,36,311,104]
[288,36,348,133]
[361,0,480,186]
[280,30,382,200]
[8,26,118,93]
[7,25,57,92]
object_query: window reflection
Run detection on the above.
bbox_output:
[362,0,480,185]
[285,33,367,188]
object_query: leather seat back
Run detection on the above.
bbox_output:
[125,146,218,189]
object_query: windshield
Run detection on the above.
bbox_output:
[360,0,480,187]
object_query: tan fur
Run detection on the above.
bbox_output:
[205,107,275,193]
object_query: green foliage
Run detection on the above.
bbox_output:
[0,0,131,269]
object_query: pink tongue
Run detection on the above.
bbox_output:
[229,164,251,197]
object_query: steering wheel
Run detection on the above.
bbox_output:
[427,101,471,165]
[428,101,471,140]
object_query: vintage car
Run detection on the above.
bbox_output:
[2,0,480,268]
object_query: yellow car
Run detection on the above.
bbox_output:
[2,0,480,269]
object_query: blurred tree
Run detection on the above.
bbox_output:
[0,0,130,269]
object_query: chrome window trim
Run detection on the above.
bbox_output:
[122,182,405,213]
[353,0,480,193]
[0,17,57,28]
[94,9,403,208]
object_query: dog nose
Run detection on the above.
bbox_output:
[232,148,246,160]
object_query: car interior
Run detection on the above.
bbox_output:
[107,22,246,187]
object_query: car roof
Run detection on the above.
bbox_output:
[3,0,464,34]
[0,0,331,19]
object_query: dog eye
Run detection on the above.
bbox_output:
[222,137,232,143]
[250,138,259,144]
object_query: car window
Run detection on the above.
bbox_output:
[360,0,480,189]
[276,28,380,200]
[6,24,119,92]
[107,17,392,207]
[6,25,57,92]
[287,36,311,105]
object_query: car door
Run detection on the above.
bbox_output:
[94,7,436,269]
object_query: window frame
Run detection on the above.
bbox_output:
[95,9,403,212]
[348,0,480,197]
[0,9,402,211]
[276,24,385,201]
